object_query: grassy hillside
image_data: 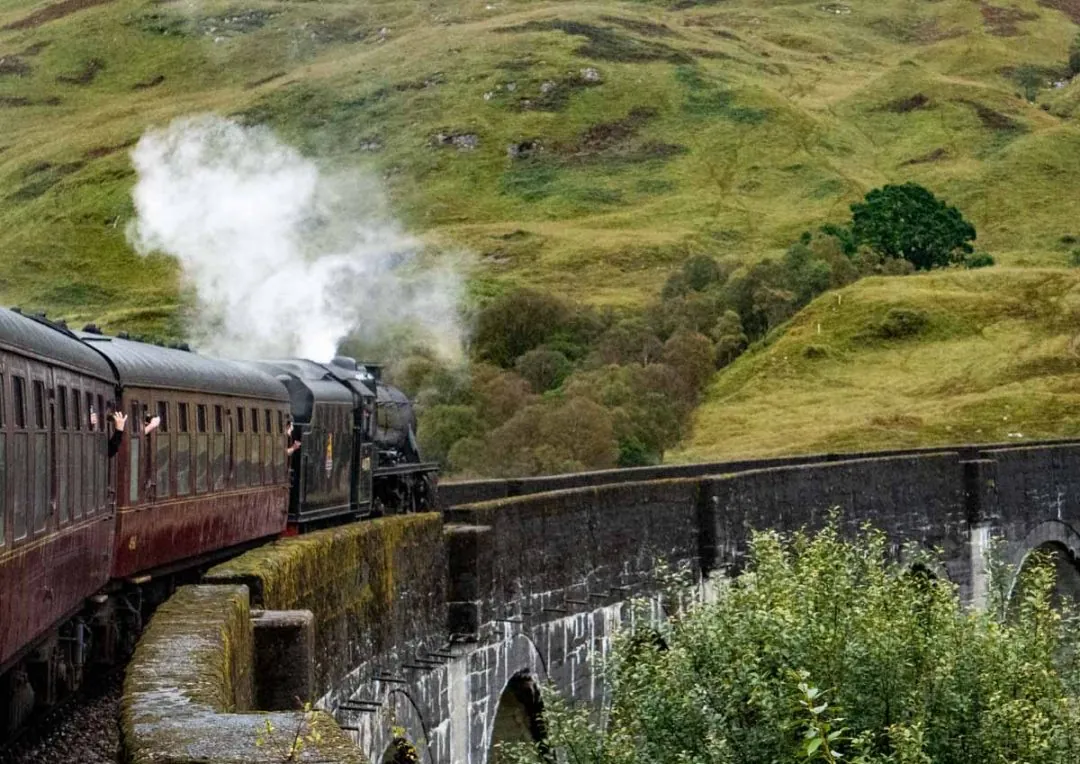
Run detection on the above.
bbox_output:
[3,0,1080,326]
[5,0,1080,458]
[677,268,1080,461]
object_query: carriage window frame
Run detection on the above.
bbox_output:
[31,381,45,429]
[237,407,245,433]
[72,388,81,431]
[197,404,207,433]
[214,405,223,433]
[57,385,68,429]
[178,402,189,433]
[157,400,169,433]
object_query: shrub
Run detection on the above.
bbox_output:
[662,330,716,391]
[682,254,724,291]
[876,307,929,340]
[473,288,572,367]
[499,525,1080,764]
[617,435,654,468]
[964,251,995,269]
[416,404,481,465]
[471,364,535,427]
[593,319,664,366]
[1069,248,1080,268]
[516,347,573,393]
[711,310,748,368]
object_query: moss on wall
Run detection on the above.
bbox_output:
[121,584,364,764]
[206,514,447,694]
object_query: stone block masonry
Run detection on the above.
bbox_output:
[120,439,1080,764]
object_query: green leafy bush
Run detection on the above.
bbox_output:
[500,525,1080,764]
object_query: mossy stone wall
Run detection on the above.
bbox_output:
[121,584,363,764]
[205,514,446,696]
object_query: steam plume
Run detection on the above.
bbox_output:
[127,114,463,362]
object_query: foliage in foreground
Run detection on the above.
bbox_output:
[500,526,1080,764]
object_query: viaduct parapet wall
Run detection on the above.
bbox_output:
[121,441,1080,763]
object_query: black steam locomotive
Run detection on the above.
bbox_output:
[245,356,437,525]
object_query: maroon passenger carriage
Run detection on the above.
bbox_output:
[0,314,292,737]
[75,331,292,579]
[0,309,116,727]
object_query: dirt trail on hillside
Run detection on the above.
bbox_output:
[3,0,114,31]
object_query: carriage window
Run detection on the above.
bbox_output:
[97,396,105,431]
[265,409,272,434]
[12,377,25,429]
[72,389,81,431]
[178,402,189,433]
[278,410,284,434]
[237,408,245,433]
[58,386,69,429]
[32,382,45,429]
[214,405,223,433]
[197,405,207,433]
[251,407,259,433]
[85,392,95,431]
[157,401,169,432]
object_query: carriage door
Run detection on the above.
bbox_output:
[226,409,235,489]
[30,373,51,535]
[352,403,373,514]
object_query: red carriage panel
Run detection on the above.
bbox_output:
[0,312,115,674]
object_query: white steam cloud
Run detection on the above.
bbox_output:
[127,114,463,362]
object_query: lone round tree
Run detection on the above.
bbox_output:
[850,183,976,270]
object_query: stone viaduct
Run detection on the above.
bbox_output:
[121,440,1080,764]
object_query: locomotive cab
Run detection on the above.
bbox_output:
[242,360,358,526]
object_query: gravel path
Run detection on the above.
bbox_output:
[1,673,121,764]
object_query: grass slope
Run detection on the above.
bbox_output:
[2,0,1080,326]
[4,0,1080,455]
[677,268,1080,461]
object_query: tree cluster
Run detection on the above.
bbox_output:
[399,183,982,478]
[500,525,1080,764]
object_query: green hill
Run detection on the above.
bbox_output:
[676,268,1080,462]
[4,0,1080,458]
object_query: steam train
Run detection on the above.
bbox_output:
[0,307,437,737]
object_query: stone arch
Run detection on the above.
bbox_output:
[1009,521,1080,608]
[488,669,548,764]
[485,634,548,764]
[372,689,433,764]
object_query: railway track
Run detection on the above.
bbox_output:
[0,667,123,764]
